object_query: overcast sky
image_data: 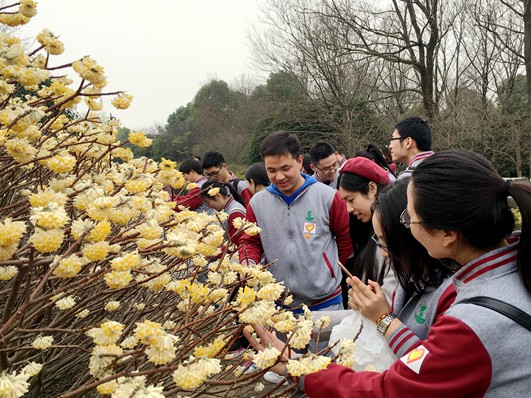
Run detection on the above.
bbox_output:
[20,0,264,130]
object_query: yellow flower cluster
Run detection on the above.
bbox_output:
[289,318,314,349]
[36,28,64,55]
[270,312,297,333]
[30,202,69,230]
[253,347,281,369]
[163,229,198,258]
[110,252,140,271]
[82,241,111,261]
[104,300,120,312]
[128,131,152,148]
[87,220,111,242]
[194,336,226,358]
[0,12,29,26]
[286,354,332,377]
[124,178,152,194]
[0,362,42,398]
[157,168,185,189]
[159,158,176,170]
[134,320,164,345]
[146,334,177,365]
[315,316,331,330]
[232,217,262,236]
[207,187,219,196]
[32,335,53,350]
[236,286,256,309]
[54,255,84,278]
[256,282,285,301]
[4,137,37,163]
[28,190,67,208]
[88,344,123,378]
[87,321,124,346]
[104,270,132,289]
[134,220,163,240]
[30,228,64,253]
[111,93,133,110]
[172,358,222,390]
[0,265,18,281]
[55,295,76,310]
[72,56,107,88]
[0,218,26,261]
[41,152,76,173]
[97,376,165,398]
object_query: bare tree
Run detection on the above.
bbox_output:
[319,0,465,120]
[250,0,387,152]
[469,0,529,176]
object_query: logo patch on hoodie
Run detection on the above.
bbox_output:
[415,304,427,324]
[304,223,316,239]
[400,345,429,374]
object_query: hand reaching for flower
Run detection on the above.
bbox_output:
[347,277,391,322]
[243,323,291,376]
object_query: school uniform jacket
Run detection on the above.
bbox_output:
[222,196,246,246]
[227,171,253,207]
[398,151,435,179]
[388,277,456,358]
[174,176,212,214]
[302,242,531,397]
[238,175,352,309]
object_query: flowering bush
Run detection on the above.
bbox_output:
[0,2,365,397]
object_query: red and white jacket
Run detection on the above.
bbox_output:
[303,243,531,397]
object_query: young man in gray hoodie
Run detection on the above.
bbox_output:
[238,131,353,312]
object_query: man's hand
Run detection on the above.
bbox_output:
[243,323,291,376]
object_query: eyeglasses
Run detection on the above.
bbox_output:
[314,161,340,174]
[400,208,422,228]
[371,233,388,252]
[204,167,222,178]
[389,136,408,143]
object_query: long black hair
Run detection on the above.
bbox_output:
[245,162,270,187]
[411,150,531,292]
[199,180,229,198]
[356,144,396,179]
[374,178,451,297]
[338,172,390,283]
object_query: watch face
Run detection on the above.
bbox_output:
[377,314,396,334]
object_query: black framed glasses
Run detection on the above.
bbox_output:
[314,161,340,174]
[400,208,422,228]
[371,233,388,252]
[204,167,222,178]
[389,136,408,143]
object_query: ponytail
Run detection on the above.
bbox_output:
[507,180,531,291]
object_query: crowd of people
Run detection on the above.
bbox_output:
[170,116,531,397]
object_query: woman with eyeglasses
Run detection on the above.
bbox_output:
[336,157,397,302]
[347,178,456,357]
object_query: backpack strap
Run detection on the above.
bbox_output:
[399,166,416,177]
[461,296,531,331]
[227,178,246,206]
[232,178,242,194]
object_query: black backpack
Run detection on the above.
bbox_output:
[228,178,246,207]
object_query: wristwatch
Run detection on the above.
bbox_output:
[376,313,398,335]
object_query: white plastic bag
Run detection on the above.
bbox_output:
[329,312,396,372]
